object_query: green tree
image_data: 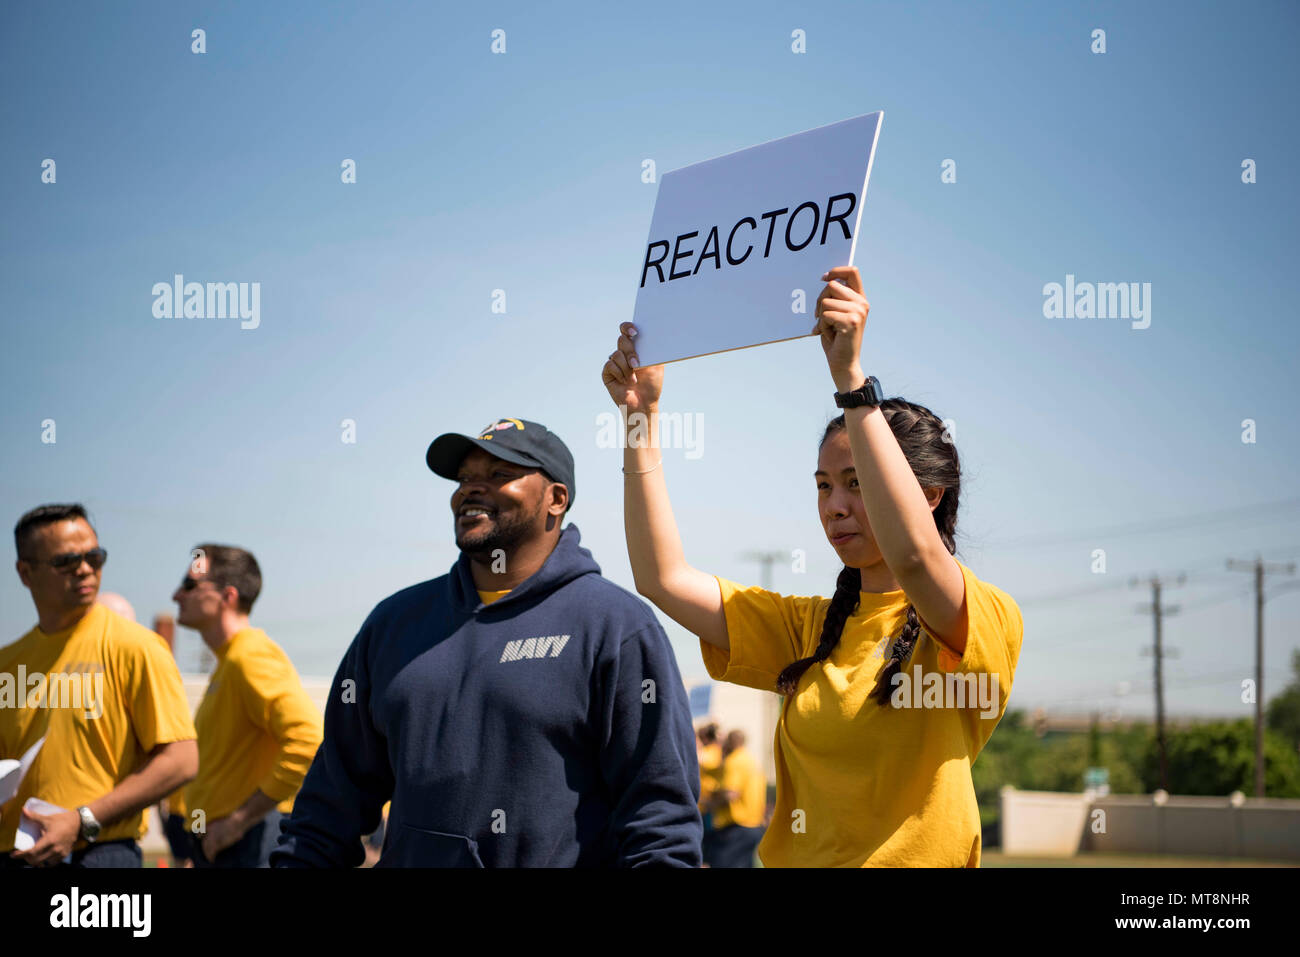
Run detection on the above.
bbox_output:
[1142,719,1300,797]
[972,711,1146,827]
[1266,649,1300,751]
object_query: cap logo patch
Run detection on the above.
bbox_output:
[477,418,525,440]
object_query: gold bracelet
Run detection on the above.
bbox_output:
[622,458,663,475]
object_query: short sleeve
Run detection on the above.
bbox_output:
[915,562,1024,751]
[700,577,825,692]
[121,630,197,752]
[234,644,325,803]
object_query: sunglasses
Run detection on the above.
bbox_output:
[178,576,215,591]
[28,548,108,572]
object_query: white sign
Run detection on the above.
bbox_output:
[631,111,883,366]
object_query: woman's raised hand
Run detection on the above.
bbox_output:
[815,266,870,392]
[602,321,664,413]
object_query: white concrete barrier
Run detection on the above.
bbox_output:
[999,786,1089,856]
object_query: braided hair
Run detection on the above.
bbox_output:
[775,399,961,701]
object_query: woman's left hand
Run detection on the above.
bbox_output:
[814,266,870,392]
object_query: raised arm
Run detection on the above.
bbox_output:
[815,266,967,650]
[602,322,730,651]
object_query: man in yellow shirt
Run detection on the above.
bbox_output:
[2,503,198,868]
[702,730,766,868]
[172,544,323,867]
[695,723,721,830]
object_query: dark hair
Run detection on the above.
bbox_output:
[192,544,262,614]
[15,503,92,560]
[775,399,961,702]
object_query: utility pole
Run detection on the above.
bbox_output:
[742,550,784,591]
[1226,556,1296,797]
[1133,573,1183,792]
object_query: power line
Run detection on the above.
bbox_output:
[1015,548,1300,607]
[1017,579,1131,607]
[992,497,1300,549]
[1040,667,1292,707]
[1031,582,1251,652]
[1265,580,1300,601]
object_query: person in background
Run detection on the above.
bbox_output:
[96,592,136,622]
[702,730,766,868]
[147,612,194,868]
[2,504,197,868]
[172,544,323,867]
[695,723,722,844]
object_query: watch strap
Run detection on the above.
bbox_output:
[833,375,884,409]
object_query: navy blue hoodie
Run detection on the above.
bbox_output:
[272,524,701,867]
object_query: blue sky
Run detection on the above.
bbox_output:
[2,0,1298,720]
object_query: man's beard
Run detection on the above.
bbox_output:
[455,502,543,560]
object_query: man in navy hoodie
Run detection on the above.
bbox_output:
[272,418,702,867]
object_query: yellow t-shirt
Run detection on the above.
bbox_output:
[477,589,511,606]
[0,603,197,850]
[184,628,323,827]
[164,784,187,819]
[700,559,1022,868]
[713,745,766,829]
[697,742,722,814]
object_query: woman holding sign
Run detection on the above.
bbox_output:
[601,266,1023,868]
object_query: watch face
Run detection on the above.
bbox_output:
[79,807,100,839]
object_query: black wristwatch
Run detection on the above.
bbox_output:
[833,375,885,409]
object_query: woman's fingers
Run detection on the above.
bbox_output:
[609,347,635,381]
[617,333,639,367]
[821,265,864,296]
[817,282,866,312]
[814,278,868,323]
[603,355,626,386]
[815,308,860,335]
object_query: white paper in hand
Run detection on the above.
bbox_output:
[0,735,44,804]
[15,797,73,863]
[0,760,17,801]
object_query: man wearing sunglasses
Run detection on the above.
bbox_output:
[170,544,322,867]
[1,504,197,868]
[273,418,702,867]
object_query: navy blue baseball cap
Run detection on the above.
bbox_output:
[426,418,576,510]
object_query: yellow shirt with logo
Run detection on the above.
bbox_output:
[477,589,511,606]
[700,559,1022,867]
[184,628,323,827]
[0,603,197,850]
[712,745,766,829]
[697,742,722,815]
